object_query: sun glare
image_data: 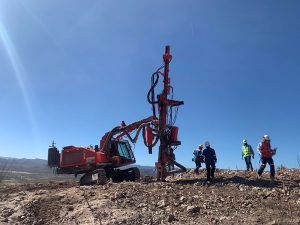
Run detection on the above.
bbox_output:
[0,19,39,143]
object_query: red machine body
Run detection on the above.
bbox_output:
[48,46,185,184]
[60,146,111,169]
[171,126,179,142]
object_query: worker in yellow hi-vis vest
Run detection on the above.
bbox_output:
[242,139,254,171]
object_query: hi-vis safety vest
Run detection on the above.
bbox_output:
[242,145,253,157]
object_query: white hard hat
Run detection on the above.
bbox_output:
[263,134,270,140]
[198,144,203,149]
[204,141,210,147]
[243,139,247,144]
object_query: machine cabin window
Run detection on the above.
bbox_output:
[117,142,134,160]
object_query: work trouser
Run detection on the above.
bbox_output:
[205,162,215,181]
[258,157,275,178]
[244,156,253,171]
[194,160,201,174]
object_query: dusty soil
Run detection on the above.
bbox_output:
[0,169,299,225]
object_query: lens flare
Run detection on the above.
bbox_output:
[0,19,39,142]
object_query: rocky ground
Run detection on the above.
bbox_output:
[0,169,299,225]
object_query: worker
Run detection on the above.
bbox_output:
[257,134,277,180]
[242,139,254,171]
[202,141,217,183]
[192,144,203,174]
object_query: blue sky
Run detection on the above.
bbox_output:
[0,1,299,169]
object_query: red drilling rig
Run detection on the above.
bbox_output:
[48,46,186,184]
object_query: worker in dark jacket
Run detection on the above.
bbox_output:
[202,141,217,183]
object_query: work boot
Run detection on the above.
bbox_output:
[256,173,262,180]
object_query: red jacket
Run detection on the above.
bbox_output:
[259,141,273,158]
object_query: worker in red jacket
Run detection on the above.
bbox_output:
[257,134,277,180]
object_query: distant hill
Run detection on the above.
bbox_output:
[0,157,52,174]
[0,157,156,184]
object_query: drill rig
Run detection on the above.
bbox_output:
[48,46,186,184]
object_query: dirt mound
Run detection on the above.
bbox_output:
[0,169,299,225]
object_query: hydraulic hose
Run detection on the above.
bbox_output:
[147,65,164,119]
[125,123,150,144]
[103,126,121,159]
[147,72,159,118]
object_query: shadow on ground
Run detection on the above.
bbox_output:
[172,174,299,189]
